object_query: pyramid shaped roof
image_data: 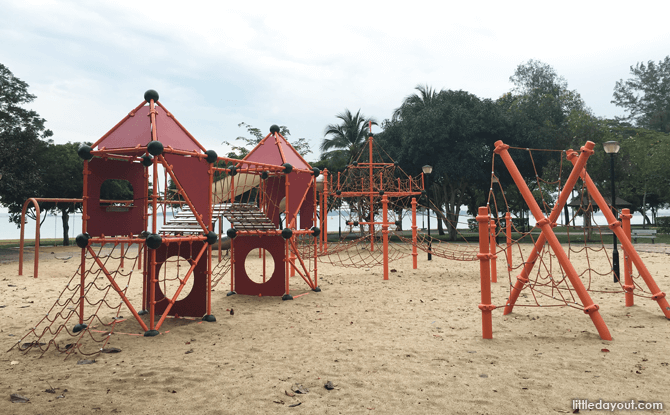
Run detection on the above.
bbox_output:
[92,97,205,153]
[243,131,311,170]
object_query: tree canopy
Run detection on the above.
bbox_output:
[320,109,377,164]
[379,87,510,239]
[612,56,670,133]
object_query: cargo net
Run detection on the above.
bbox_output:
[9,242,142,358]
[312,135,479,267]
[487,145,657,312]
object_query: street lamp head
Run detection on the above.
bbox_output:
[422,165,433,175]
[603,141,620,154]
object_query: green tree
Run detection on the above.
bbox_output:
[379,87,510,240]
[320,109,377,164]
[608,123,670,224]
[0,63,55,230]
[0,63,53,138]
[38,142,85,246]
[612,56,670,132]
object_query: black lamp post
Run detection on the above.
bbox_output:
[603,141,621,283]
[422,165,433,261]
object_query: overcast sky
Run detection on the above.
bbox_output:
[2,0,669,161]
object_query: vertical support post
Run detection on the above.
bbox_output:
[621,208,634,306]
[206,244,213,317]
[323,169,329,253]
[609,152,620,283]
[290,250,296,277]
[284,239,290,297]
[369,132,374,252]
[382,195,389,280]
[477,207,494,339]
[120,241,125,269]
[78,248,86,326]
[505,212,512,272]
[489,219,497,283]
[411,197,418,269]
[496,140,612,341]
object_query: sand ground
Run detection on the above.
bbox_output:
[1,242,669,414]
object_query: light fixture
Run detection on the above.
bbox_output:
[422,165,433,175]
[603,141,620,154]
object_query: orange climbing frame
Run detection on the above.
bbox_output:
[494,140,612,341]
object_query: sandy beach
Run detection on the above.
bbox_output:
[1,242,669,414]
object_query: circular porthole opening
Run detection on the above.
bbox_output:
[158,255,195,302]
[244,248,276,284]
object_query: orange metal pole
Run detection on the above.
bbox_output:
[19,198,40,277]
[323,169,328,253]
[411,197,418,269]
[313,175,318,289]
[566,151,670,319]
[620,208,634,307]
[505,212,512,272]
[79,248,86,325]
[369,134,374,252]
[477,207,494,339]
[503,142,595,315]
[382,195,389,280]
[120,241,125,269]
[495,140,612,340]
[489,219,497,283]
[148,104,159,333]
[284,238,290,296]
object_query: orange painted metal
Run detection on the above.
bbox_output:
[322,169,329,253]
[382,195,389,280]
[19,197,84,278]
[19,198,40,278]
[566,150,670,319]
[86,245,149,331]
[502,143,595,316]
[489,219,497,283]
[496,140,612,341]
[477,207,494,339]
[411,197,418,269]
[620,208,634,307]
[369,131,374,252]
[505,212,512,272]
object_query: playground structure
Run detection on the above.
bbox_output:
[13,90,321,356]
[11,94,670,354]
[476,140,670,340]
[311,125,482,277]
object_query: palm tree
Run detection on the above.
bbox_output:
[392,84,440,122]
[320,109,377,163]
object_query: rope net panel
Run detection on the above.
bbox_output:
[10,243,142,358]
[487,145,659,314]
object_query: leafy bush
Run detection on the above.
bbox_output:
[657,217,670,234]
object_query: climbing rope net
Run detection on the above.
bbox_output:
[487,144,658,313]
